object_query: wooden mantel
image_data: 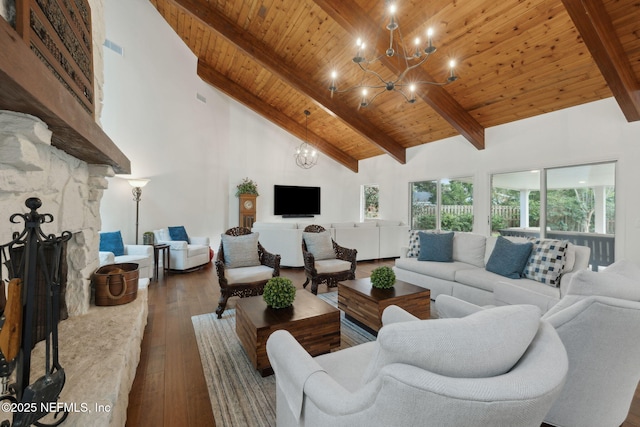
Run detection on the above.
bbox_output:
[0,18,130,174]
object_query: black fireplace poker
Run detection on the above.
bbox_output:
[0,198,71,427]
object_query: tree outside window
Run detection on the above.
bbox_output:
[410,178,473,231]
[363,184,379,219]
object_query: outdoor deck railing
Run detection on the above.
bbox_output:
[498,228,614,271]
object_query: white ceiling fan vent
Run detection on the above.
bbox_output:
[103,39,124,56]
[196,93,207,103]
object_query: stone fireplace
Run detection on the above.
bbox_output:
[1,2,146,425]
[0,110,112,316]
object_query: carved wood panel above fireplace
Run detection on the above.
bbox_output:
[0,5,130,173]
[15,0,95,116]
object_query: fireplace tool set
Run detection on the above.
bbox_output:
[0,198,71,426]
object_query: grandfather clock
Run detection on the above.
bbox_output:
[239,194,257,228]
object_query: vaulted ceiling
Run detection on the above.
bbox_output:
[149,0,640,173]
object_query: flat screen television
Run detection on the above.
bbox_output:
[274,185,321,217]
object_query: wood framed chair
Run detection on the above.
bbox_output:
[302,225,357,295]
[215,227,281,318]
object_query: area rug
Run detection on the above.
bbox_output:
[191,291,375,427]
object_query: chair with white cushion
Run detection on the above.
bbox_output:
[215,227,281,318]
[435,259,640,427]
[98,230,153,279]
[301,225,357,295]
[267,304,568,427]
[153,226,210,271]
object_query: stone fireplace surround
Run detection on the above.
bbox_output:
[0,111,147,426]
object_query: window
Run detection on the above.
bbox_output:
[491,170,541,235]
[491,162,616,270]
[362,184,379,220]
[410,178,473,231]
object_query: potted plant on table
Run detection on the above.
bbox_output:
[370,266,396,289]
[263,277,296,309]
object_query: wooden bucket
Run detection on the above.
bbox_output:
[92,263,139,306]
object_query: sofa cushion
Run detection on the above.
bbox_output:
[543,265,640,318]
[406,230,421,258]
[567,265,640,301]
[315,259,352,274]
[221,232,260,268]
[168,225,191,243]
[453,232,486,268]
[303,231,335,260]
[523,239,568,287]
[394,258,476,282]
[225,265,273,285]
[362,304,541,383]
[454,268,544,293]
[99,231,125,257]
[486,236,533,279]
[153,228,170,242]
[418,231,454,262]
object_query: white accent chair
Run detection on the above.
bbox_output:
[435,260,640,427]
[267,304,568,427]
[98,232,153,279]
[153,228,210,271]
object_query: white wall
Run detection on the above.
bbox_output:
[358,97,640,262]
[99,0,640,263]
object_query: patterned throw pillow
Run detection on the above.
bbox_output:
[524,239,569,287]
[406,230,421,257]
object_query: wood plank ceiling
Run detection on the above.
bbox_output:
[149,0,640,173]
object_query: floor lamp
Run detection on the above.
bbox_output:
[128,179,150,245]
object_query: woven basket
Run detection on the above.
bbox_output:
[92,263,139,306]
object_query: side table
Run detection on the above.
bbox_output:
[153,243,170,281]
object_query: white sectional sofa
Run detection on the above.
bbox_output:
[251,220,409,267]
[394,232,591,312]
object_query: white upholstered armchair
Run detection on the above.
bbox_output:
[98,231,153,279]
[153,227,210,271]
[266,304,567,427]
[436,260,640,427]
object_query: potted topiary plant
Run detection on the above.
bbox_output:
[235,177,259,197]
[370,266,396,289]
[263,277,296,308]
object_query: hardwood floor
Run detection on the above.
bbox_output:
[126,260,640,427]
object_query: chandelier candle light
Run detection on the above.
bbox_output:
[295,110,318,169]
[328,1,458,108]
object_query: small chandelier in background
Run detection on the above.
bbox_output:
[295,110,318,169]
[328,1,458,108]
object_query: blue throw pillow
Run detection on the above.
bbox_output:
[99,231,125,257]
[168,226,190,243]
[418,231,454,262]
[486,236,533,279]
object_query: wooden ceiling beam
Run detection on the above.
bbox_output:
[561,0,640,122]
[313,0,485,150]
[0,18,130,173]
[171,0,406,165]
[197,61,359,172]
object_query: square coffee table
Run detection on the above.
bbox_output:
[236,290,340,376]
[338,278,430,334]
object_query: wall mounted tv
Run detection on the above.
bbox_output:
[274,185,321,217]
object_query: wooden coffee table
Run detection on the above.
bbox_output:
[338,278,430,333]
[236,290,340,376]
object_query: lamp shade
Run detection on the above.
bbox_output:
[127,178,150,188]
